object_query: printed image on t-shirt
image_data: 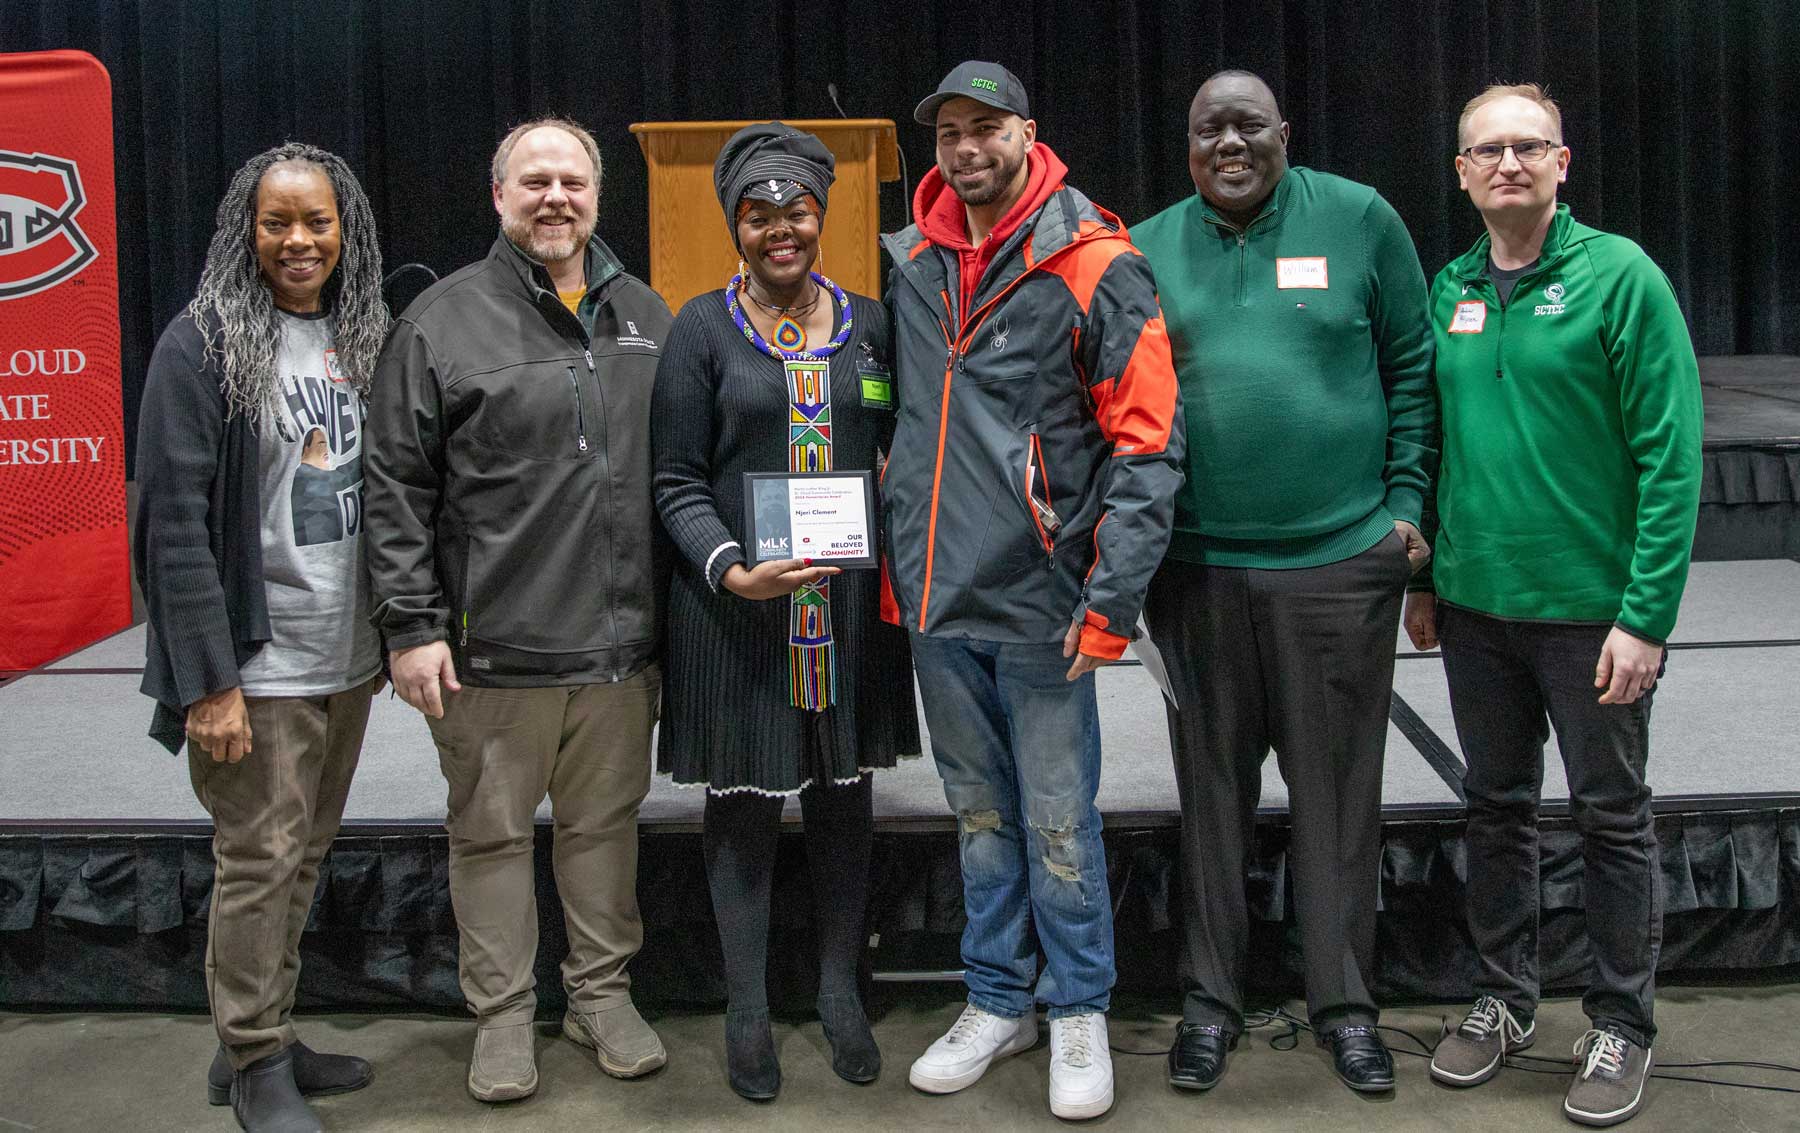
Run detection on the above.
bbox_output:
[269,352,366,547]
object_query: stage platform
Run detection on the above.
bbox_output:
[3,560,1797,1016]
[1696,354,1800,560]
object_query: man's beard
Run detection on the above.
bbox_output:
[502,209,595,265]
[950,147,1027,208]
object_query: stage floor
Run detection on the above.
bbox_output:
[5,561,1797,829]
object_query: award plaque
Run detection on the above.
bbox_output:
[742,470,878,569]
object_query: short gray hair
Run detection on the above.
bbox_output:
[491,117,603,189]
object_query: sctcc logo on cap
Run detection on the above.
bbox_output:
[971,77,1000,93]
[0,150,97,301]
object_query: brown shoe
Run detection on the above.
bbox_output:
[467,1022,538,1103]
[564,1001,667,1078]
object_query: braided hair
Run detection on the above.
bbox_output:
[187,142,387,424]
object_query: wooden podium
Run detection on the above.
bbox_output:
[629,120,900,313]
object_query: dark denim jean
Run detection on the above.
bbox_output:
[1439,603,1663,1047]
[909,632,1113,1020]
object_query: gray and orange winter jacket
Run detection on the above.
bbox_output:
[880,145,1185,658]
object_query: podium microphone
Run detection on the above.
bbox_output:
[828,82,910,230]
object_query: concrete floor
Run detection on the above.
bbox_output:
[3,984,1797,1132]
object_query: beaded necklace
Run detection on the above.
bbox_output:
[727,270,854,360]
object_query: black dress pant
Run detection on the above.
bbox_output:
[1438,603,1661,1047]
[1144,533,1411,1033]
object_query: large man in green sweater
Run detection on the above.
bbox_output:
[1131,70,1434,1095]
[1415,84,1700,1129]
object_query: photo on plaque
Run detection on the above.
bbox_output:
[743,470,877,569]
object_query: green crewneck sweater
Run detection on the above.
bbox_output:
[1428,206,1702,642]
[1132,167,1435,568]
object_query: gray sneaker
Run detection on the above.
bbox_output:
[1564,1028,1651,1127]
[564,1001,668,1078]
[467,1022,538,1102]
[1430,995,1535,1086]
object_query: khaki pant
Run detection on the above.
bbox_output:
[188,676,377,1069]
[427,666,658,1025]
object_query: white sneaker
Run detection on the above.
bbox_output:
[1048,1013,1114,1120]
[908,1004,1037,1094]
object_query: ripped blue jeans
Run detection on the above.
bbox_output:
[909,632,1113,1020]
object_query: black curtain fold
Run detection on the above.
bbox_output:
[4,811,1798,1011]
[2,0,1796,474]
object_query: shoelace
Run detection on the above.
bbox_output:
[1576,1029,1629,1080]
[1459,995,1525,1044]
[944,1005,989,1048]
[1057,1016,1093,1068]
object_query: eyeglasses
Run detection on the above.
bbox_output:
[1460,139,1559,167]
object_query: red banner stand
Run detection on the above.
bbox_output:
[0,50,129,670]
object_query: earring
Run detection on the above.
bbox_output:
[737,259,747,288]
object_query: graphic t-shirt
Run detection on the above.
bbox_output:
[236,311,382,696]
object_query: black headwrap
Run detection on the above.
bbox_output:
[713,122,836,234]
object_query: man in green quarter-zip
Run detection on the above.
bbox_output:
[1131,70,1435,1097]
[1414,84,1701,1129]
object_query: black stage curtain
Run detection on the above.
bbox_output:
[3,0,1798,472]
[4,811,1798,1012]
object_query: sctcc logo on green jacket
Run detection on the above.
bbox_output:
[971,78,1000,93]
[1535,281,1567,317]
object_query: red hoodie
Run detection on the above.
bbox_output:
[914,144,1070,320]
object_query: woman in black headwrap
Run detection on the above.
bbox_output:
[651,122,920,1100]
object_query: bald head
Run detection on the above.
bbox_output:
[1192,70,1281,121]
[1187,70,1290,226]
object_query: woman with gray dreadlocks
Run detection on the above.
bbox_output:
[135,142,388,1133]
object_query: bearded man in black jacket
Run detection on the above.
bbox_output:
[364,117,672,1103]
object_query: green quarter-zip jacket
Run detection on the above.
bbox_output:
[1428,205,1702,642]
[1132,166,1436,568]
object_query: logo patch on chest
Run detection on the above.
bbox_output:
[1534,282,1567,317]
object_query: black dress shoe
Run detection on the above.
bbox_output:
[725,1007,781,1101]
[1168,1022,1237,1091]
[231,1048,323,1133]
[1319,1024,1395,1092]
[210,1040,375,1105]
[817,993,881,1083]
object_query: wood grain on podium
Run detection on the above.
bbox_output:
[629,120,900,313]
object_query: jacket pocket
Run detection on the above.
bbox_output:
[1024,432,1062,558]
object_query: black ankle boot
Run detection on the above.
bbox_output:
[231,1048,323,1133]
[210,1040,375,1105]
[725,1007,781,1101]
[816,993,880,1083]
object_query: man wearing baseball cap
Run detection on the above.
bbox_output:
[881,61,1184,1120]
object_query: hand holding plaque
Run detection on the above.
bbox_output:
[742,471,878,569]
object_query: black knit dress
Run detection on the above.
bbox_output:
[651,288,920,794]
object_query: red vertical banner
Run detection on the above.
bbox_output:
[0,51,129,670]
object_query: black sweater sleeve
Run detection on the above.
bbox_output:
[133,318,244,714]
[652,297,747,593]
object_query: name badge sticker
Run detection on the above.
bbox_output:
[1449,301,1488,334]
[1275,257,1329,289]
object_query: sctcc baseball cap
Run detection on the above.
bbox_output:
[913,61,1031,126]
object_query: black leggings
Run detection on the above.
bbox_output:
[702,774,874,1009]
